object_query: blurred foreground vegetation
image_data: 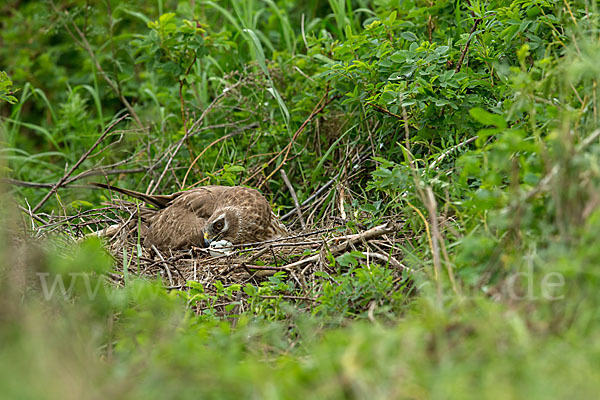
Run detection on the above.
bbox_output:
[1,0,600,398]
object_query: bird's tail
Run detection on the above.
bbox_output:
[90,182,176,208]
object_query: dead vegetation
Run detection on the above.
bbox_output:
[14,165,413,316]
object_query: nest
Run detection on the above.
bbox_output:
[37,196,410,315]
[16,182,411,316]
[8,88,414,316]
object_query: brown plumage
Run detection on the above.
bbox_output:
[91,183,287,250]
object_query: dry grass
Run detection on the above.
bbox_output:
[16,179,412,317]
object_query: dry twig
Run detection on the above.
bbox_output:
[281,222,405,270]
[31,114,129,213]
[280,169,306,229]
[455,2,482,73]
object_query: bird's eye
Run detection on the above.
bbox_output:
[213,220,224,232]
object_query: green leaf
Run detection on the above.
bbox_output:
[243,284,257,296]
[266,87,290,128]
[434,46,449,56]
[336,251,366,267]
[70,200,94,209]
[401,32,417,42]
[243,28,268,76]
[120,8,151,25]
[469,107,507,129]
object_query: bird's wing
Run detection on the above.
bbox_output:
[169,187,222,218]
[143,188,219,249]
[145,205,207,249]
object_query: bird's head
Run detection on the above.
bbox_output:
[203,207,241,245]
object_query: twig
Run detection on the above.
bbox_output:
[281,222,402,270]
[5,179,84,189]
[427,187,459,295]
[27,206,117,230]
[67,167,147,185]
[367,102,404,120]
[424,187,443,299]
[430,136,479,169]
[246,247,271,263]
[242,89,333,188]
[562,0,578,27]
[229,227,339,249]
[181,121,259,188]
[81,224,121,241]
[244,264,290,271]
[279,151,370,221]
[281,177,336,220]
[367,300,378,324]
[280,169,306,228]
[455,17,482,73]
[361,251,407,270]
[230,290,244,328]
[151,117,243,194]
[31,114,128,213]
[328,223,395,244]
[3,168,146,189]
[51,2,143,128]
[151,245,174,287]
[18,204,48,225]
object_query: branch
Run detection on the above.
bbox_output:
[150,83,241,194]
[2,168,146,189]
[242,88,335,188]
[281,177,335,220]
[281,222,406,270]
[181,121,259,188]
[430,136,479,169]
[279,169,306,229]
[31,114,128,213]
[367,102,403,120]
[51,2,143,128]
[455,17,482,73]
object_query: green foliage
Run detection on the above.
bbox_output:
[315,259,409,319]
[2,0,600,398]
[2,238,599,398]
[0,71,18,104]
[206,163,246,185]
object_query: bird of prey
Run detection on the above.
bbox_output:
[91,183,287,250]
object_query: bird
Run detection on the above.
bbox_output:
[90,182,288,250]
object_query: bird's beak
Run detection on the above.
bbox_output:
[203,231,211,248]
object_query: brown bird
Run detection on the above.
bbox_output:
[91,183,287,250]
